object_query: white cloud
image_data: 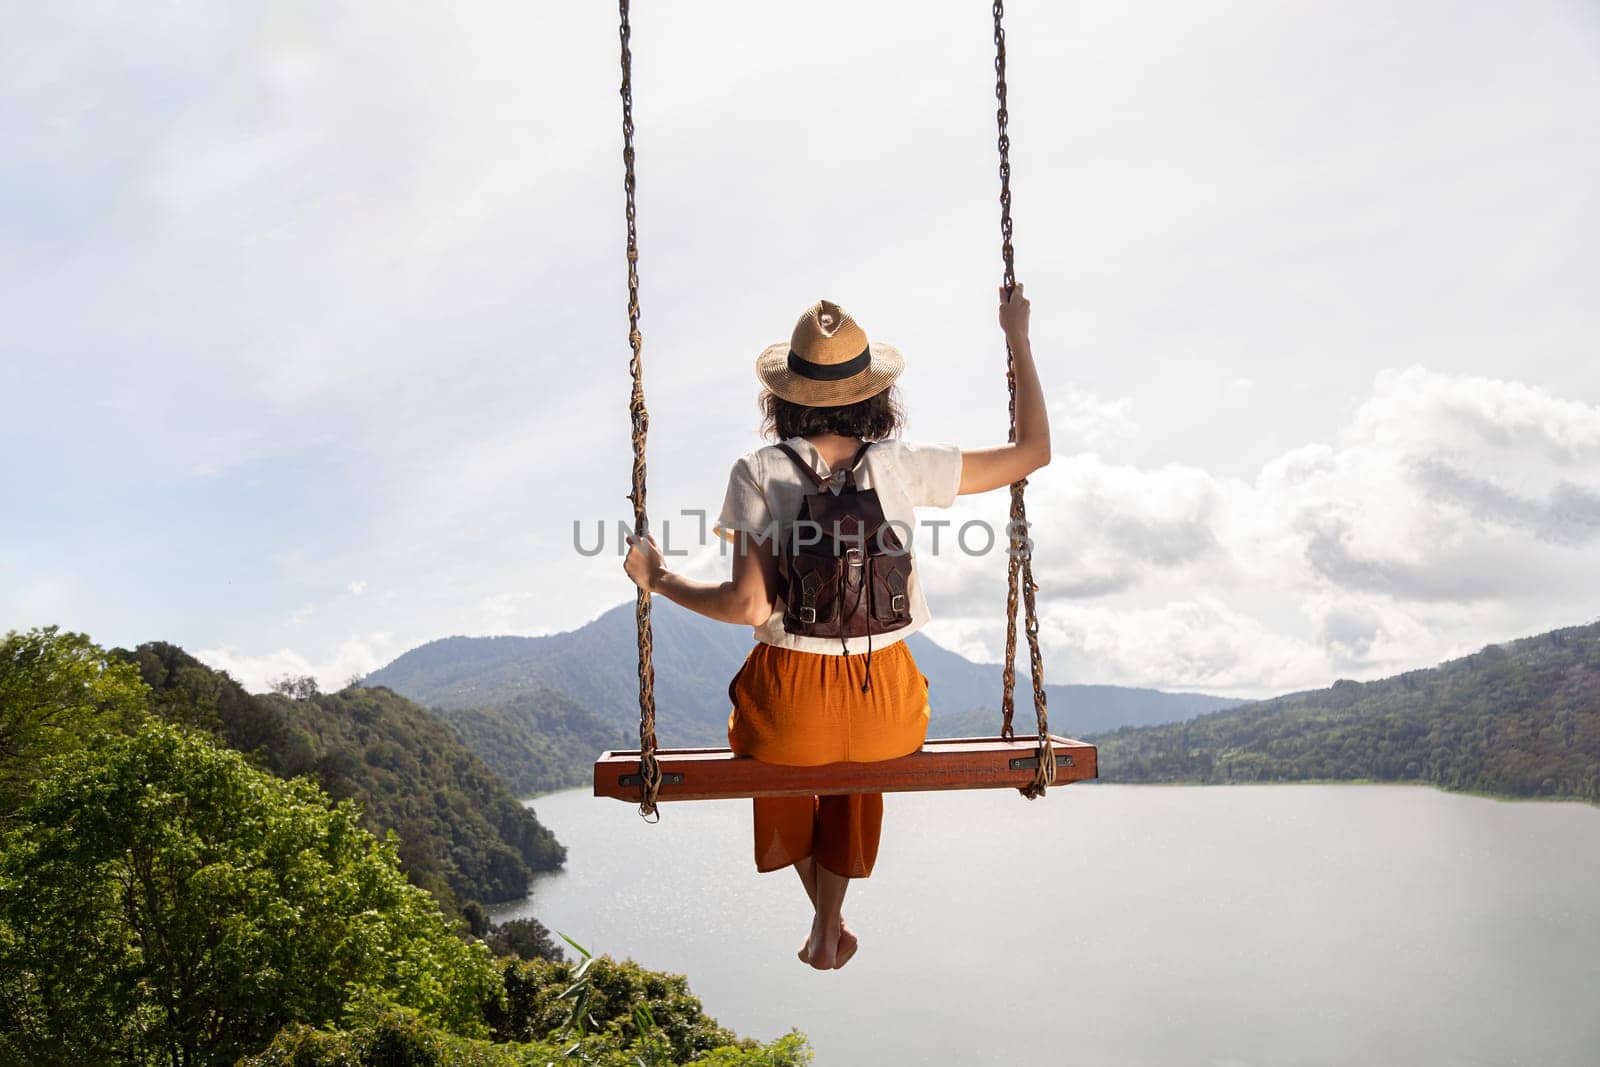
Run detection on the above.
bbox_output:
[1049,387,1139,451]
[347,579,367,595]
[924,366,1600,695]
[195,630,398,695]
[1037,596,1329,694]
[919,453,1224,601]
[1348,366,1600,463]
[1296,592,1456,675]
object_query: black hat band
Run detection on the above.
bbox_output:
[787,345,872,381]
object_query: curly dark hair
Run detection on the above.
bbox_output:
[760,387,905,442]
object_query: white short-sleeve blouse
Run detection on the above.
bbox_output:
[714,436,963,655]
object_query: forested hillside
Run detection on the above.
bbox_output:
[431,687,631,796]
[116,641,564,911]
[1,626,810,1065]
[1096,622,1600,802]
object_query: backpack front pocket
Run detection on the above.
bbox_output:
[868,555,913,630]
[783,553,841,630]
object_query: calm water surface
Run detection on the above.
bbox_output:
[494,784,1600,1066]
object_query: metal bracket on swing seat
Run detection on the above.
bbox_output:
[618,772,686,788]
[1009,753,1073,771]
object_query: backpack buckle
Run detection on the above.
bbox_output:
[797,606,817,624]
[890,593,907,614]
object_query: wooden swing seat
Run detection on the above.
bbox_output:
[594,734,1098,803]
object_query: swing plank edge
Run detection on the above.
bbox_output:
[594,735,1098,802]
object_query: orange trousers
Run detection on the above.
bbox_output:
[727,640,930,878]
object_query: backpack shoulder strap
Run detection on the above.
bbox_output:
[776,440,873,489]
[835,439,873,488]
[775,442,826,488]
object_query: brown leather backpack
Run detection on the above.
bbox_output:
[776,441,912,686]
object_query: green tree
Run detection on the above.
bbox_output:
[120,642,567,913]
[487,917,565,962]
[245,995,812,1066]
[271,674,321,700]
[491,955,772,1064]
[0,723,499,1066]
[0,625,148,816]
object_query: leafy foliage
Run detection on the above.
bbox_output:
[0,629,810,1065]
[1096,623,1600,802]
[244,999,539,1066]
[118,641,564,910]
[496,934,810,1066]
[490,953,772,1063]
[271,674,322,700]
[0,625,149,816]
[0,723,499,1066]
[245,996,811,1066]
[242,943,814,1066]
[487,916,566,962]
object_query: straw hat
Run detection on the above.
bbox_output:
[756,299,905,407]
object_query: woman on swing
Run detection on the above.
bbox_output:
[623,284,1049,970]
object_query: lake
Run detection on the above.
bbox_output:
[492,784,1600,1066]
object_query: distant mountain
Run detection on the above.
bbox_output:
[116,641,565,912]
[1094,621,1600,803]
[362,600,1242,789]
[363,600,755,747]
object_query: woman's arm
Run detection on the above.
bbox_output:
[958,283,1052,495]
[622,530,779,627]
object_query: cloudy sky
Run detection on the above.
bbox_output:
[4,0,1598,699]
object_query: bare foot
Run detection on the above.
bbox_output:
[833,921,859,969]
[800,915,851,966]
[799,922,859,966]
[804,912,840,970]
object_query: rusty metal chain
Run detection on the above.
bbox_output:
[993,0,1055,798]
[619,0,661,820]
